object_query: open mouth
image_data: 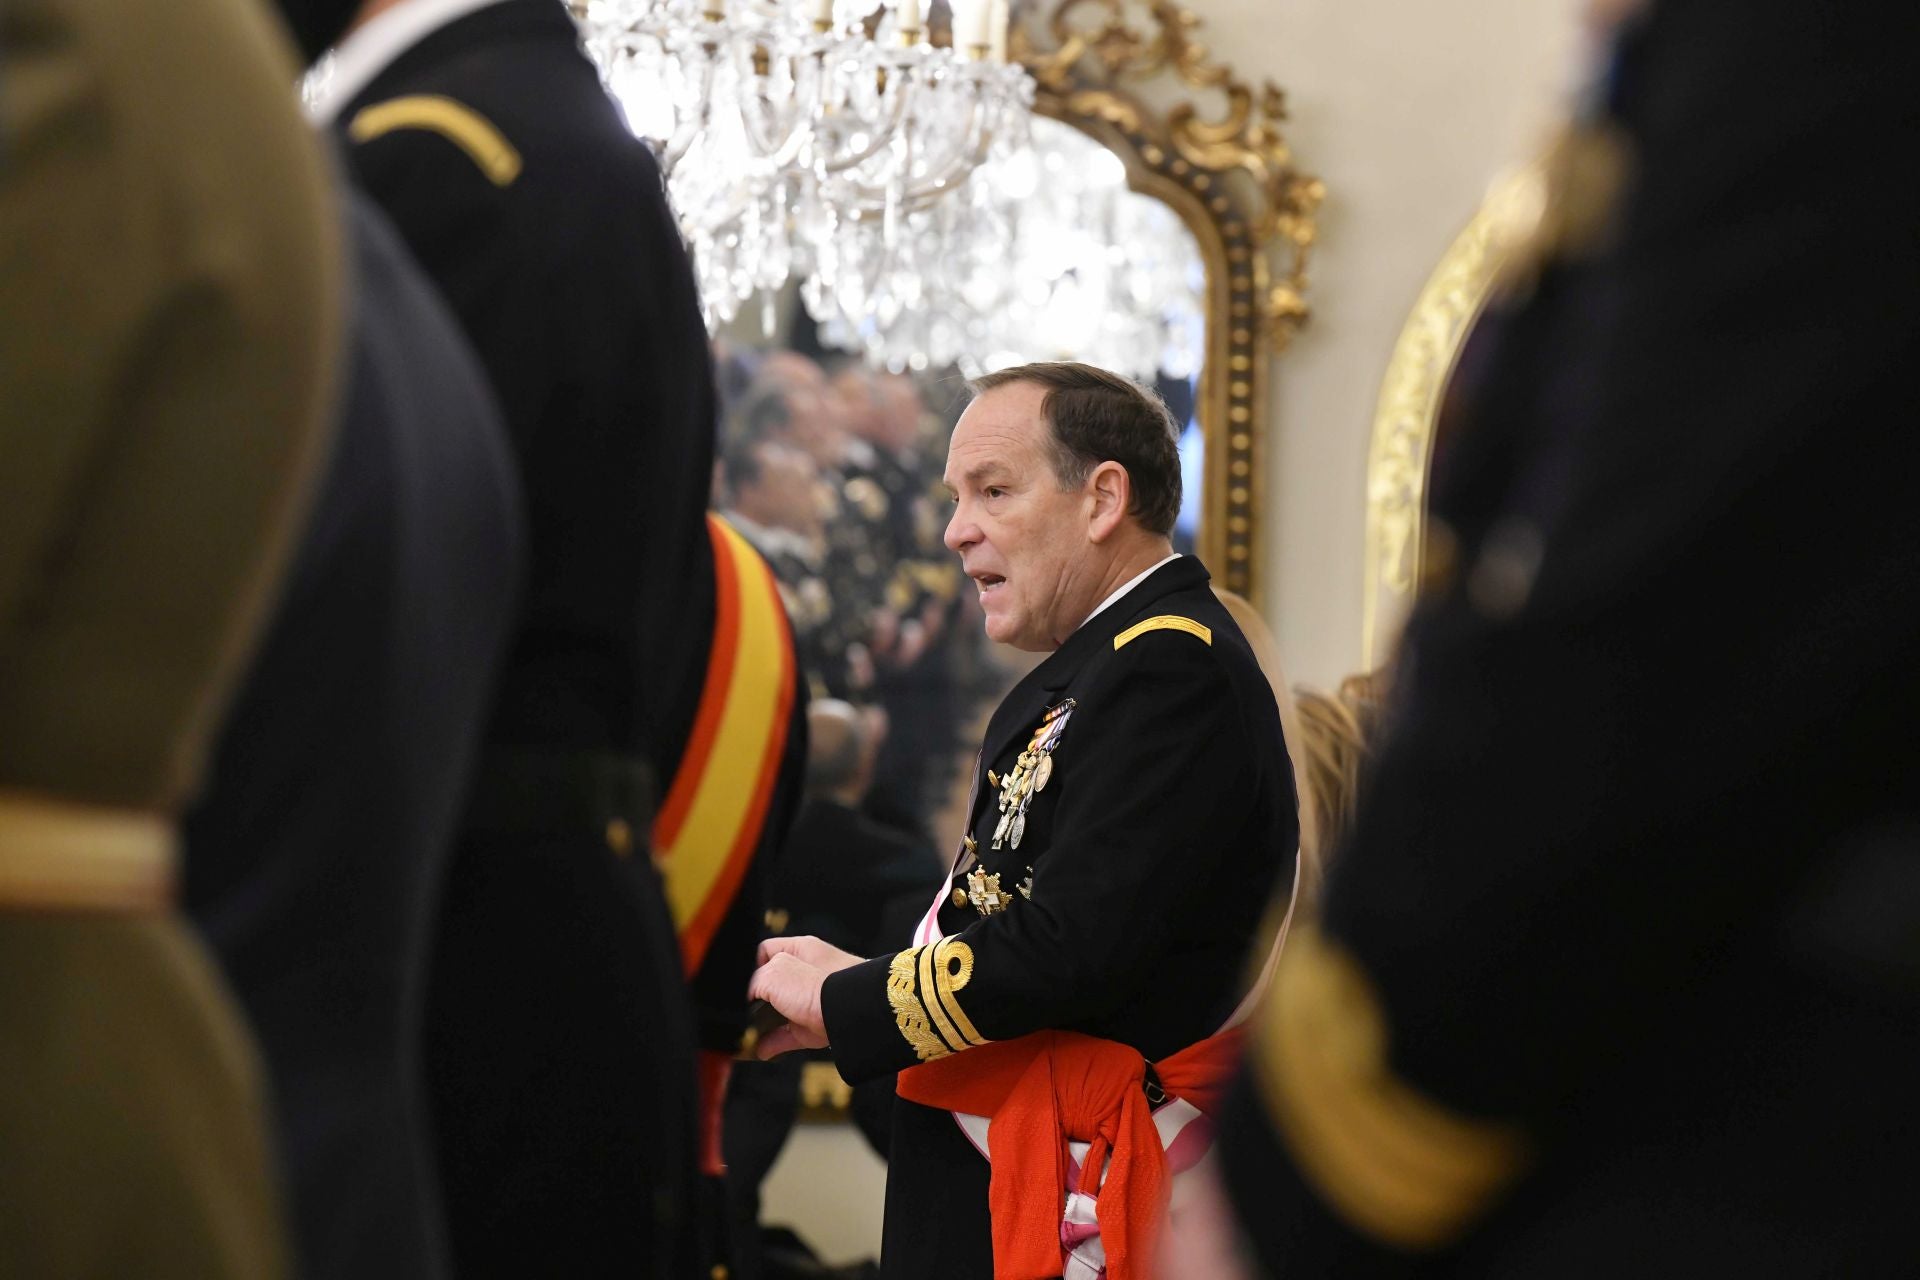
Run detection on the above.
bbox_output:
[972,572,1007,598]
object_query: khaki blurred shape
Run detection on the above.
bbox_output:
[0,0,342,1271]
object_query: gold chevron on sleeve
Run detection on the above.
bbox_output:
[1113,614,1213,650]
[887,946,954,1062]
[1254,925,1528,1250]
[347,95,523,186]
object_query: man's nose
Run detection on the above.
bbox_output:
[943,504,976,554]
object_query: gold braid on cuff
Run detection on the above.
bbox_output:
[887,938,986,1061]
[1255,925,1528,1249]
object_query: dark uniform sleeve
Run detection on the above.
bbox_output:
[1215,2,1920,1271]
[822,629,1259,1082]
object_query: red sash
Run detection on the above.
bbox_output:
[652,514,797,974]
[897,1027,1245,1280]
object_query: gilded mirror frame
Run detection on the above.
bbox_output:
[1360,167,1537,665]
[1013,0,1322,605]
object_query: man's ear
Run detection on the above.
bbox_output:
[1086,461,1132,543]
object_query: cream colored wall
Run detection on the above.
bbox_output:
[1218,0,1584,687]
[761,1123,890,1264]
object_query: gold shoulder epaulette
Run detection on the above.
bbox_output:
[1113,614,1213,650]
[347,94,523,187]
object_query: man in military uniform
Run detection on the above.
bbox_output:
[751,359,900,698]
[0,0,340,1270]
[301,1,804,1272]
[749,362,1298,1279]
[1176,3,1920,1275]
[722,435,866,703]
[182,25,526,1273]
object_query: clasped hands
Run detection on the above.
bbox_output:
[745,935,862,1059]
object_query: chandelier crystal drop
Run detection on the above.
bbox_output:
[814,115,1206,383]
[576,0,1034,330]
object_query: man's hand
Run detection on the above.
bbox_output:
[746,936,863,1059]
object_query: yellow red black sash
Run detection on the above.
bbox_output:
[652,515,797,973]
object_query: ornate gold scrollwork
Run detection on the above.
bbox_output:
[1015,0,1322,601]
[1361,166,1541,665]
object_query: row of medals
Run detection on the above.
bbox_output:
[991,698,1074,852]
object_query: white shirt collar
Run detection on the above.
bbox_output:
[303,0,515,124]
[1080,553,1181,630]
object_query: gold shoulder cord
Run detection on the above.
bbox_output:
[347,95,524,186]
[1113,615,1213,650]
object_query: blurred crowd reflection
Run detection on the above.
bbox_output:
[713,343,1023,1280]
[712,341,1010,848]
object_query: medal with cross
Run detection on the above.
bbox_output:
[964,866,1016,916]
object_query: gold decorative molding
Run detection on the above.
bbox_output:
[1360,166,1540,666]
[1015,0,1322,603]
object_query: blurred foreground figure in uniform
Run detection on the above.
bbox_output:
[299,0,804,1273]
[184,6,525,1278]
[726,699,941,1280]
[1168,2,1920,1275]
[749,362,1298,1280]
[0,0,341,1271]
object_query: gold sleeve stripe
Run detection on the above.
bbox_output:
[887,946,954,1061]
[1113,615,1213,650]
[932,937,987,1046]
[1254,926,1527,1250]
[917,943,968,1052]
[347,96,523,186]
[924,937,987,1049]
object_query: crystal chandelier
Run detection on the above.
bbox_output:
[577,0,1033,330]
[813,115,1207,383]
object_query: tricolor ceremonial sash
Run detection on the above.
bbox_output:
[652,514,797,974]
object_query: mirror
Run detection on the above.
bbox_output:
[1362,165,1539,666]
[1017,0,1322,603]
